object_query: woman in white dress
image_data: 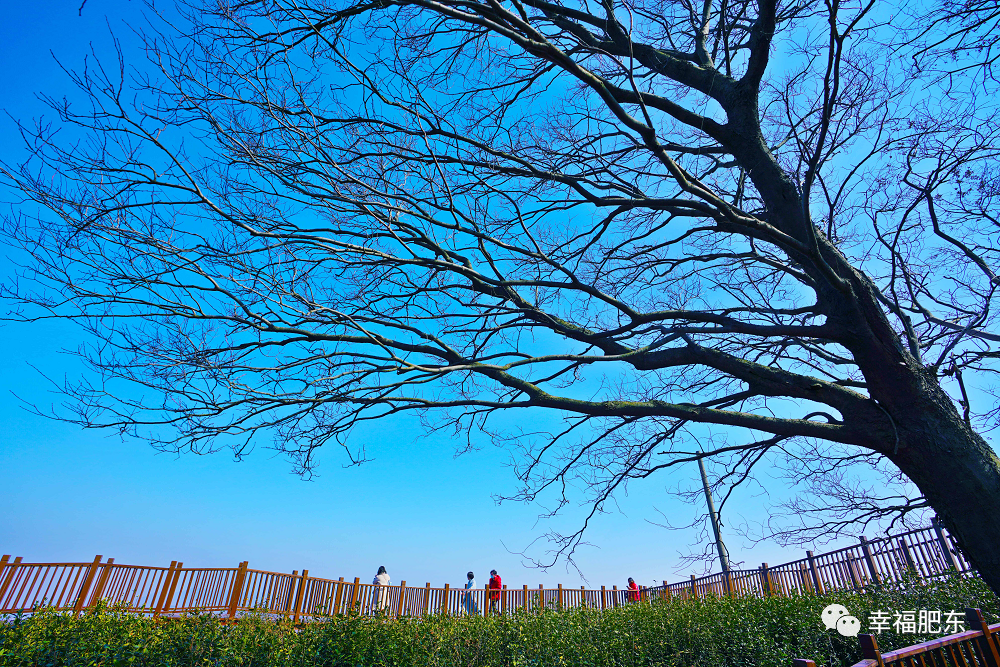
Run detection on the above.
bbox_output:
[372,565,390,613]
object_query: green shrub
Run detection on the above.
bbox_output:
[1,572,995,667]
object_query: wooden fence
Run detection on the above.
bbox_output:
[666,519,972,599]
[793,609,1000,667]
[0,521,974,620]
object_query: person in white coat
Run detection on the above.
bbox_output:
[373,565,390,613]
[463,571,479,615]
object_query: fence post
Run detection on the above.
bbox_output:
[163,561,183,615]
[601,585,606,610]
[690,574,698,599]
[153,562,177,617]
[612,585,617,607]
[74,555,103,616]
[285,571,299,615]
[88,558,115,608]
[799,563,812,593]
[292,570,308,623]
[0,556,21,608]
[760,563,773,596]
[441,583,450,615]
[333,577,346,614]
[0,556,9,606]
[397,581,407,618]
[966,608,1000,667]
[859,634,885,667]
[349,577,361,614]
[934,517,962,572]
[557,583,563,610]
[806,551,825,594]
[539,584,544,610]
[859,537,881,585]
[898,538,918,575]
[227,561,249,620]
[523,584,528,613]
[846,553,863,591]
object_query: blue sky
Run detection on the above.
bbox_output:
[0,0,876,591]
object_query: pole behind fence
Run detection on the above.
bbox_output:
[227,561,249,620]
[153,562,177,617]
[846,553,863,590]
[0,557,21,610]
[898,538,918,575]
[349,577,361,614]
[799,563,812,593]
[859,537,881,585]
[934,517,962,572]
[333,577,345,614]
[164,562,183,616]
[285,570,299,615]
[293,570,308,623]
[760,563,773,596]
[806,551,824,594]
[73,555,103,617]
[89,558,115,609]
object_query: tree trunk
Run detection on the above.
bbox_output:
[881,376,1000,594]
[730,110,1000,595]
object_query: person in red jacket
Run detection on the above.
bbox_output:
[627,577,640,602]
[488,570,502,611]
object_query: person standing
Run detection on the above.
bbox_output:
[373,566,390,613]
[627,577,639,603]
[488,570,502,612]
[464,571,479,615]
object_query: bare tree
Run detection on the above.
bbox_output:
[3,0,1000,589]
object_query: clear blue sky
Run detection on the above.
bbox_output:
[0,0,865,590]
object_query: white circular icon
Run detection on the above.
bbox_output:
[821,604,850,630]
[837,615,861,637]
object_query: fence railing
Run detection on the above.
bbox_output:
[793,609,1000,667]
[657,520,972,600]
[0,521,974,619]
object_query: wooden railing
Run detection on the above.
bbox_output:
[793,609,1000,667]
[0,521,974,619]
[661,521,972,599]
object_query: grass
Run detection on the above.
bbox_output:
[1,572,996,667]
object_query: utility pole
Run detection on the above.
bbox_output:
[698,454,731,576]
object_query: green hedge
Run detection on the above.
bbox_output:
[1,572,996,667]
